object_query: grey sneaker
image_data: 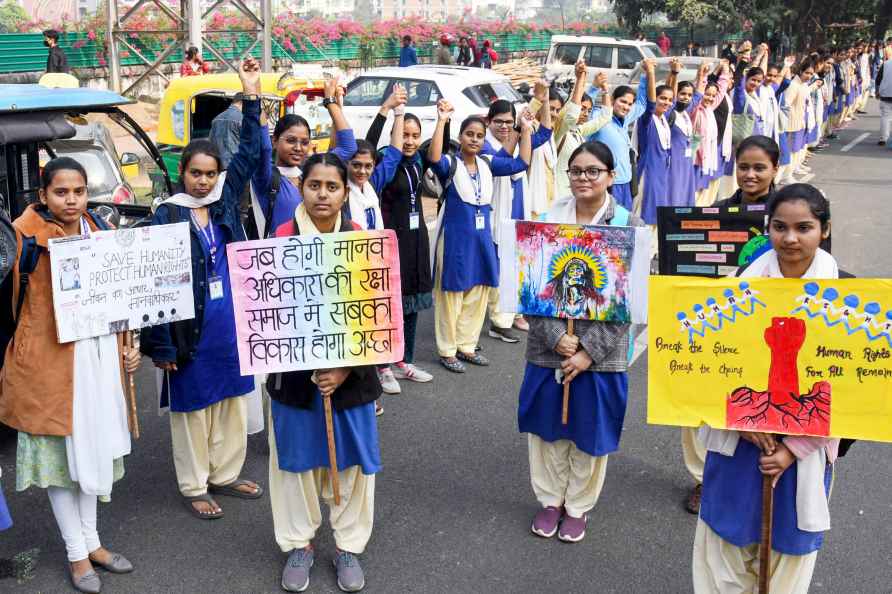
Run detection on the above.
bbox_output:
[282,547,314,592]
[333,550,365,592]
[488,325,520,343]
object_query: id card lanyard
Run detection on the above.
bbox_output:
[190,210,224,300]
[403,164,420,230]
[471,170,485,230]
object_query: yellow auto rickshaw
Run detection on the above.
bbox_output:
[157,71,333,182]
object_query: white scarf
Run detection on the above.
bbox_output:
[654,113,672,150]
[165,170,227,208]
[348,180,383,230]
[759,85,780,141]
[674,109,693,138]
[528,136,556,215]
[485,130,530,228]
[700,247,838,533]
[545,194,609,225]
[450,154,494,207]
[721,94,733,159]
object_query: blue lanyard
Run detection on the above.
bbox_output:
[190,210,217,267]
[470,171,482,214]
[365,207,376,230]
[403,165,419,212]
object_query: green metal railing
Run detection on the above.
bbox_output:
[0,26,739,75]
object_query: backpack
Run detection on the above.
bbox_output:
[244,169,283,241]
[0,235,43,366]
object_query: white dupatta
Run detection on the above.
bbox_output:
[348,181,384,230]
[485,130,530,233]
[528,135,556,215]
[699,248,839,533]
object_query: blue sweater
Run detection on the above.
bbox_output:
[587,77,648,185]
[399,46,418,67]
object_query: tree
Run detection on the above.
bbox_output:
[0,0,27,33]
[611,0,666,35]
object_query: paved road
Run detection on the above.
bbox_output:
[2,103,891,594]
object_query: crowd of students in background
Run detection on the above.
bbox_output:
[0,34,888,594]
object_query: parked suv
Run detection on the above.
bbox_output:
[545,35,664,89]
[342,65,526,146]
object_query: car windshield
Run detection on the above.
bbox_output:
[463,81,522,107]
[642,45,663,58]
[42,143,119,199]
[551,44,582,65]
[343,78,391,107]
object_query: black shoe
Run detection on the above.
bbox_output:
[488,325,520,343]
[879,140,888,146]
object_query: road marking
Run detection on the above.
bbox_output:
[630,327,648,366]
[840,132,869,153]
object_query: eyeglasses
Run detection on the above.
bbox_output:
[567,167,609,180]
[492,119,514,128]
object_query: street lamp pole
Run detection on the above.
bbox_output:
[107,0,121,92]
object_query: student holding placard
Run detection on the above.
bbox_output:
[365,92,440,389]
[521,141,644,543]
[267,153,382,594]
[428,100,535,373]
[347,86,408,406]
[141,59,264,520]
[694,184,840,593]
[0,157,141,593]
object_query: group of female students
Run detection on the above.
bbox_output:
[0,49,856,594]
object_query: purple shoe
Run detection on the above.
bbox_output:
[531,506,563,538]
[558,514,587,543]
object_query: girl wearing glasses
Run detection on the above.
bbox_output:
[482,98,553,341]
[521,141,644,543]
[428,101,535,374]
[251,78,358,239]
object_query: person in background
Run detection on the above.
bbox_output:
[347,85,411,405]
[480,40,497,69]
[399,35,418,67]
[876,42,892,146]
[455,36,472,66]
[267,153,383,594]
[43,29,69,74]
[657,31,672,56]
[691,60,731,206]
[366,93,441,389]
[665,59,700,209]
[435,36,455,65]
[208,93,243,170]
[634,58,674,227]
[428,101,533,374]
[180,46,210,77]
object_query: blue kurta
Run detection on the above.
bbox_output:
[637,99,671,225]
[0,483,11,531]
[589,77,648,186]
[163,222,253,412]
[700,439,831,555]
[251,127,358,233]
[271,394,381,475]
[517,363,628,457]
[667,96,700,208]
[611,182,633,210]
[733,78,766,137]
[432,154,527,292]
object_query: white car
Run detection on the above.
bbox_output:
[342,65,526,147]
[545,35,664,89]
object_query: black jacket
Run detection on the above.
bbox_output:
[265,214,382,411]
[366,113,449,298]
[46,46,69,73]
[713,189,772,208]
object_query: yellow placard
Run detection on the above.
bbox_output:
[647,276,892,442]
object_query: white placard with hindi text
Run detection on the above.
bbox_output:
[48,222,195,343]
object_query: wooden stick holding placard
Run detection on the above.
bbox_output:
[758,474,774,594]
[124,332,139,439]
[562,319,575,425]
[322,392,341,506]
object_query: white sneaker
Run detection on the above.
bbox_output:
[378,367,401,394]
[391,362,433,383]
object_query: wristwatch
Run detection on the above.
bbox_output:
[322,97,336,108]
